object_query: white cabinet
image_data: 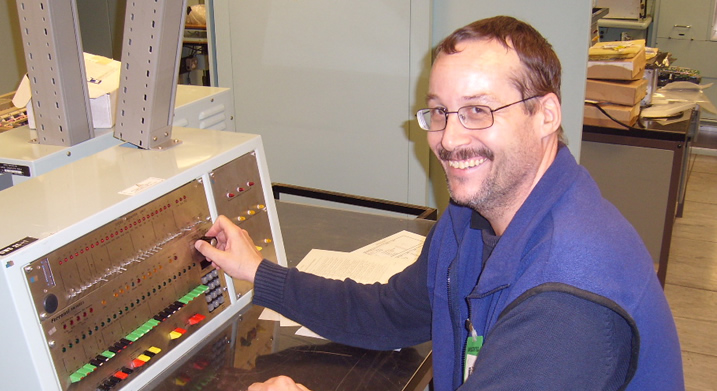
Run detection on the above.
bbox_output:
[655,0,717,120]
[656,0,714,40]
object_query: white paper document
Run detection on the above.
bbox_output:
[352,230,427,260]
[296,249,413,284]
[258,230,427,339]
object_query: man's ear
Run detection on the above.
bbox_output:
[536,93,561,137]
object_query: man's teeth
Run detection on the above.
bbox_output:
[448,157,486,169]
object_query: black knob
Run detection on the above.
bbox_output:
[198,236,218,247]
[43,294,59,314]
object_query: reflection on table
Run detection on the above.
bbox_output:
[143,201,435,391]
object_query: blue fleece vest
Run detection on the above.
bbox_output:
[426,146,683,390]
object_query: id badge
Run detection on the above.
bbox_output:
[463,334,483,382]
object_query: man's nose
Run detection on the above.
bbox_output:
[440,113,472,151]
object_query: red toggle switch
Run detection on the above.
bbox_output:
[131,359,146,369]
[113,371,129,380]
[188,314,206,325]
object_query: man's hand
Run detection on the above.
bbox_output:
[194,215,263,282]
[248,376,310,391]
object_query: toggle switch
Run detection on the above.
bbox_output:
[113,371,129,380]
[188,313,206,325]
[131,358,146,368]
[169,327,187,340]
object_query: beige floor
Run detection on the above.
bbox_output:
[665,153,717,391]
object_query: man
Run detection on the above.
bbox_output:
[195,16,684,390]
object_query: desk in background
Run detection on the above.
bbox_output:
[143,201,435,391]
[181,25,210,86]
[581,108,698,286]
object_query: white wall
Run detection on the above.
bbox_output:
[0,1,26,94]
[213,0,433,207]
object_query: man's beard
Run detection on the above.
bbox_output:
[439,144,532,215]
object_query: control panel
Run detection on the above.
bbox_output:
[0,127,285,390]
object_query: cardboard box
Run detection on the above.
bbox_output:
[585,78,648,106]
[583,102,640,129]
[587,46,646,81]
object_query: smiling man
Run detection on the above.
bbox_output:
[422,35,560,235]
[195,16,684,391]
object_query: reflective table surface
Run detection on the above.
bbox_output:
[144,201,435,391]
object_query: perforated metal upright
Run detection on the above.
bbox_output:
[114,0,188,150]
[15,0,94,146]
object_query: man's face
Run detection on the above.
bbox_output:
[426,39,545,214]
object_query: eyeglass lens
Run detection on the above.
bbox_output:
[418,106,493,131]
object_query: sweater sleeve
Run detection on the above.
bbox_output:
[459,291,633,390]
[252,234,434,350]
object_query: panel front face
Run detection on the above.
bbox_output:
[209,151,278,297]
[23,180,230,391]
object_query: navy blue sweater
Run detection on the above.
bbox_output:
[254,145,683,390]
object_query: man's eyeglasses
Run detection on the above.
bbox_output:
[416,96,540,132]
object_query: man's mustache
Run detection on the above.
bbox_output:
[437,146,494,162]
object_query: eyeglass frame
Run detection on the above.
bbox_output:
[416,95,541,132]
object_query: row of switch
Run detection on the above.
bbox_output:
[224,181,256,199]
[235,204,267,225]
[96,346,162,390]
[69,284,209,385]
[202,270,225,313]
